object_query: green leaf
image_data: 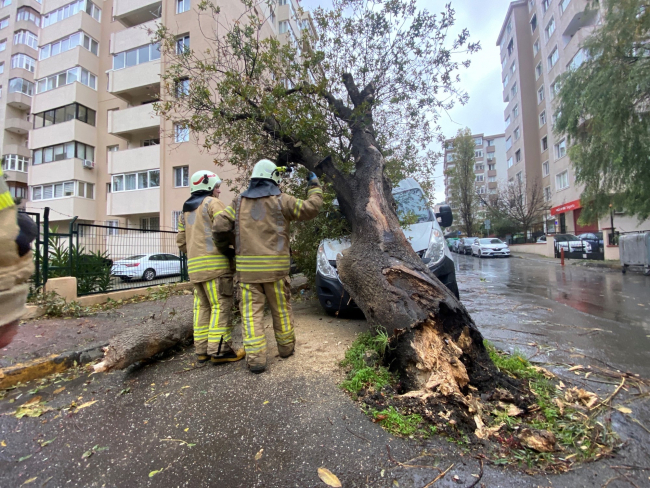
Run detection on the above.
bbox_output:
[149,469,164,477]
[18,454,32,462]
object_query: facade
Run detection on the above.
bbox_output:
[443,133,507,211]
[2,0,310,234]
[496,0,646,236]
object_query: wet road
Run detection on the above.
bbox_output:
[452,252,650,376]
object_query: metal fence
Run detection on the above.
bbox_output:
[22,207,189,297]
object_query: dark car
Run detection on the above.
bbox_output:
[577,232,604,253]
[461,237,478,255]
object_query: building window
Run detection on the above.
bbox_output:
[533,39,540,56]
[535,62,542,79]
[507,38,514,56]
[511,82,518,97]
[1,0,9,6]
[33,141,95,165]
[175,77,189,97]
[550,78,561,99]
[515,149,522,162]
[510,62,516,75]
[107,220,118,236]
[36,67,97,93]
[556,170,569,190]
[0,62,3,74]
[568,48,587,70]
[507,157,514,168]
[142,138,159,147]
[539,111,546,127]
[17,7,41,26]
[14,30,38,50]
[177,0,189,14]
[174,124,189,143]
[560,0,572,15]
[548,46,559,70]
[475,150,483,158]
[544,186,551,201]
[172,211,183,231]
[552,111,561,127]
[111,170,160,192]
[545,17,555,41]
[554,138,567,159]
[487,139,495,147]
[530,14,537,33]
[0,39,6,52]
[506,17,513,35]
[476,174,484,182]
[488,163,496,171]
[501,56,507,71]
[542,0,550,13]
[112,42,161,70]
[505,115,511,128]
[475,164,484,171]
[487,152,495,161]
[516,171,523,184]
[488,176,497,183]
[140,217,160,231]
[503,74,509,90]
[43,1,101,28]
[33,103,96,129]
[541,136,548,152]
[514,127,521,140]
[542,160,550,176]
[2,154,29,172]
[506,137,512,150]
[174,166,189,187]
[31,181,93,200]
[0,17,8,29]
[176,34,190,54]
[446,153,454,162]
[11,54,36,73]
[8,78,34,96]
[513,104,519,117]
[40,32,98,60]
[538,85,545,104]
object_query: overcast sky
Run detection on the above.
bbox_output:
[300,0,515,203]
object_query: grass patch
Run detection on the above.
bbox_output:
[372,406,422,436]
[339,332,394,395]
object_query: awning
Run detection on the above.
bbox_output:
[550,199,581,216]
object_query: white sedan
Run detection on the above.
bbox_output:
[471,238,511,258]
[111,254,182,282]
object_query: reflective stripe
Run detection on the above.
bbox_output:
[207,280,221,342]
[273,279,290,332]
[178,223,185,231]
[275,329,295,345]
[307,188,322,195]
[188,255,230,272]
[193,292,209,340]
[236,255,290,272]
[188,263,231,273]
[0,191,14,210]
[224,206,235,219]
[293,199,304,218]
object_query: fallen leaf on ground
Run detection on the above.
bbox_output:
[615,406,632,414]
[24,396,42,405]
[74,400,97,411]
[149,469,164,477]
[565,387,598,409]
[568,365,584,372]
[81,450,93,459]
[1,440,6,447]
[18,454,32,462]
[13,402,52,419]
[554,398,565,415]
[21,477,37,485]
[52,387,65,395]
[184,428,189,432]
[38,438,56,447]
[518,428,557,453]
[531,366,555,379]
[255,449,264,460]
[317,467,342,487]
[263,401,269,405]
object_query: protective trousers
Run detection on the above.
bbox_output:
[193,275,234,356]
[240,278,295,367]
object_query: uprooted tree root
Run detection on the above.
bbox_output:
[340,333,636,473]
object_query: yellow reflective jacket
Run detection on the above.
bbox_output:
[177,196,234,283]
[213,185,323,283]
[0,168,34,327]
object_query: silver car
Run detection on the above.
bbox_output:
[471,238,511,258]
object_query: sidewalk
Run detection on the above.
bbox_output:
[512,251,623,271]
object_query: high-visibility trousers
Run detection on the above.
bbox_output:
[240,277,295,366]
[193,275,234,356]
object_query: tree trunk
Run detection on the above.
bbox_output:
[94,315,193,372]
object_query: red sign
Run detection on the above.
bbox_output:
[550,199,581,216]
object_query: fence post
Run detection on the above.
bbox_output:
[561,248,565,266]
[42,207,50,287]
[34,212,41,289]
[69,216,78,278]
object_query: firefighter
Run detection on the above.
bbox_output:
[213,159,323,373]
[0,168,37,348]
[177,171,244,364]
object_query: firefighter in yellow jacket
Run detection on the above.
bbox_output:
[0,168,37,348]
[177,171,244,364]
[213,159,323,373]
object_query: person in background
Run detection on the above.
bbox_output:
[213,159,323,373]
[0,168,37,348]
[177,171,244,364]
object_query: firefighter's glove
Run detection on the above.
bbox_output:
[307,172,320,188]
[16,213,38,257]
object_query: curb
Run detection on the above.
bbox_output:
[0,343,107,390]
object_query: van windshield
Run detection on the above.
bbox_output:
[394,189,430,223]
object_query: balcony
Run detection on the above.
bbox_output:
[488,170,497,178]
[5,117,31,135]
[39,12,102,46]
[36,47,100,80]
[28,197,97,222]
[488,182,498,190]
[108,104,160,137]
[108,60,161,101]
[7,92,32,111]
[113,0,162,28]
[111,19,158,54]
[29,159,97,187]
[4,144,31,159]
[3,170,28,184]
[561,2,599,42]
[107,188,160,216]
[29,120,97,151]
[108,145,159,175]
[32,82,98,114]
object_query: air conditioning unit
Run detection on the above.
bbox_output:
[83,160,94,169]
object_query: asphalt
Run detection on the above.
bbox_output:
[1,257,649,487]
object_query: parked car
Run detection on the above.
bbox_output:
[537,235,547,243]
[471,238,511,258]
[553,234,592,253]
[111,253,182,282]
[315,178,459,315]
[577,232,603,253]
[451,238,462,253]
[447,237,460,251]
[460,237,478,255]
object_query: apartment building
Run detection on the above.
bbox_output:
[443,133,507,210]
[496,0,647,236]
[0,0,42,207]
[9,0,309,235]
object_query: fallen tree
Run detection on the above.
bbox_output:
[148,0,520,402]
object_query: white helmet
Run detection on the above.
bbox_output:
[190,170,221,193]
[252,159,282,184]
